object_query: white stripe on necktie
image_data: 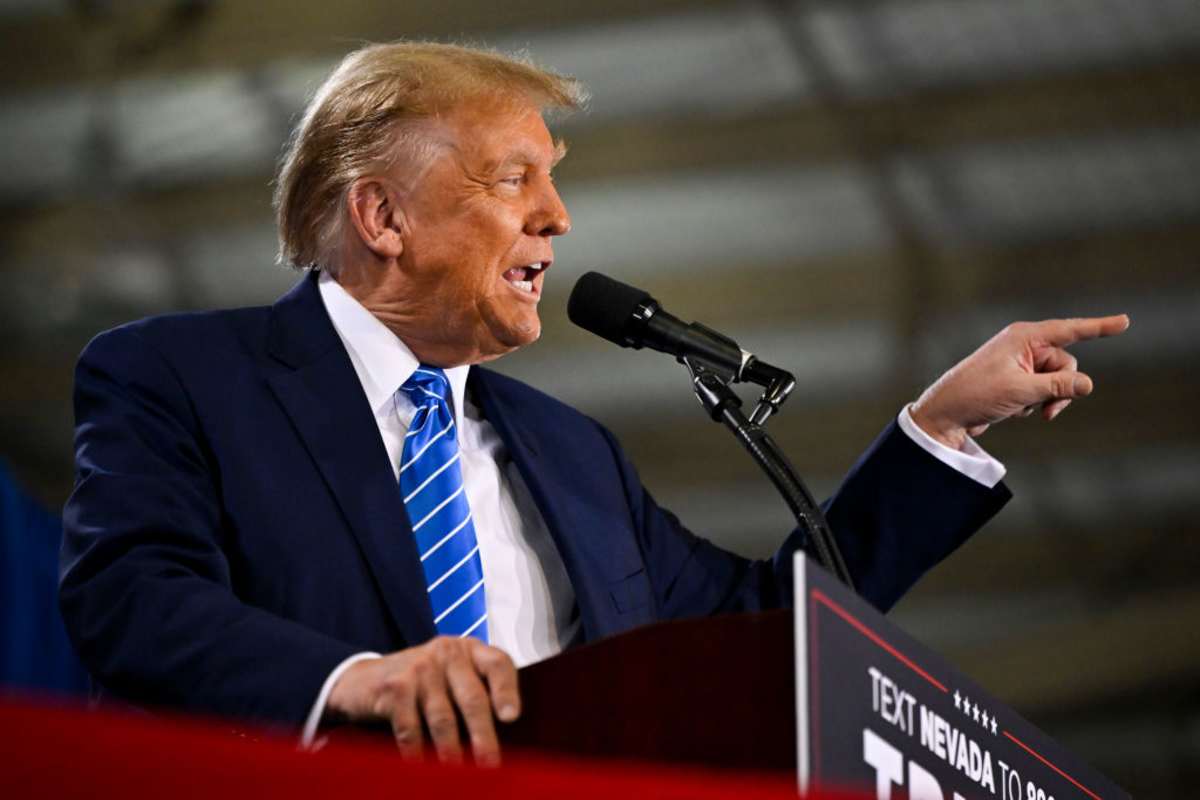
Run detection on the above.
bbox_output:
[420,512,472,561]
[404,451,461,503]
[434,578,485,625]
[412,483,465,532]
[399,418,454,473]
[426,544,480,592]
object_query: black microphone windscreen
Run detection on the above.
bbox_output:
[567,272,653,346]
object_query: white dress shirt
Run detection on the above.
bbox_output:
[302,271,1005,742]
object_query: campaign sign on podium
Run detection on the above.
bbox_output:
[794,553,1129,800]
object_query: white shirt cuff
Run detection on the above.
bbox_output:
[897,405,1006,489]
[300,651,382,749]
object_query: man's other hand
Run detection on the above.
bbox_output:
[326,636,519,766]
[911,315,1130,451]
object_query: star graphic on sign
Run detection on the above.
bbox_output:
[954,691,962,710]
[981,711,990,728]
[991,718,998,735]
[963,699,972,717]
[972,704,980,723]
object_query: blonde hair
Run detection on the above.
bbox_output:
[273,41,586,272]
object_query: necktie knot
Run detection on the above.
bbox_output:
[401,366,451,406]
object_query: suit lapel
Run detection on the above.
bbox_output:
[471,368,644,643]
[265,274,436,647]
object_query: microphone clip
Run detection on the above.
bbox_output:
[667,321,795,425]
[679,353,795,427]
[681,356,743,423]
[740,357,796,426]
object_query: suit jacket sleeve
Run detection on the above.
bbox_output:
[60,326,359,727]
[597,418,1011,617]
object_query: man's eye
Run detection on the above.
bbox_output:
[499,175,523,187]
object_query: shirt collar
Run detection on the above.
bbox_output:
[317,271,469,423]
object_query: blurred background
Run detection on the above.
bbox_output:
[1,0,1198,794]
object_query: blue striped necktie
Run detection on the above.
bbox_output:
[398,367,488,642]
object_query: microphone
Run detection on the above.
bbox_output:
[567,271,777,385]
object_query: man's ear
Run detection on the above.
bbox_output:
[346,177,407,260]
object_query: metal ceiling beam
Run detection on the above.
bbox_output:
[0,0,728,92]
[5,56,1198,229]
[560,57,1200,178]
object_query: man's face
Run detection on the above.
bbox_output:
[394,101,570,365]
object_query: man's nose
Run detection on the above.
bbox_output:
[528,181,571,237]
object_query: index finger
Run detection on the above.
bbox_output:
[1037,314,1130,347]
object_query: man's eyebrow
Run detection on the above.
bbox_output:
[491,139,569,173]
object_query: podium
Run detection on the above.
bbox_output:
[504,609,796,771]
[498,554,1131,799]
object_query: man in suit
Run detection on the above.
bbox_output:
[60,42,1127,766]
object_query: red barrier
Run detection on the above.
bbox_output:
[0,695,867,798]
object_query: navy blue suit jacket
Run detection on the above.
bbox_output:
[60,272,1010,729]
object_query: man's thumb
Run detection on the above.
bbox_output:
[1038,370,1093,399]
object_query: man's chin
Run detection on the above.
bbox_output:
[474,318,540,362]
[498,322,541,351]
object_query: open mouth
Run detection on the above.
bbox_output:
[502,262,548,296]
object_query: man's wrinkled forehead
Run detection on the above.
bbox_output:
[436,102,567,174]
